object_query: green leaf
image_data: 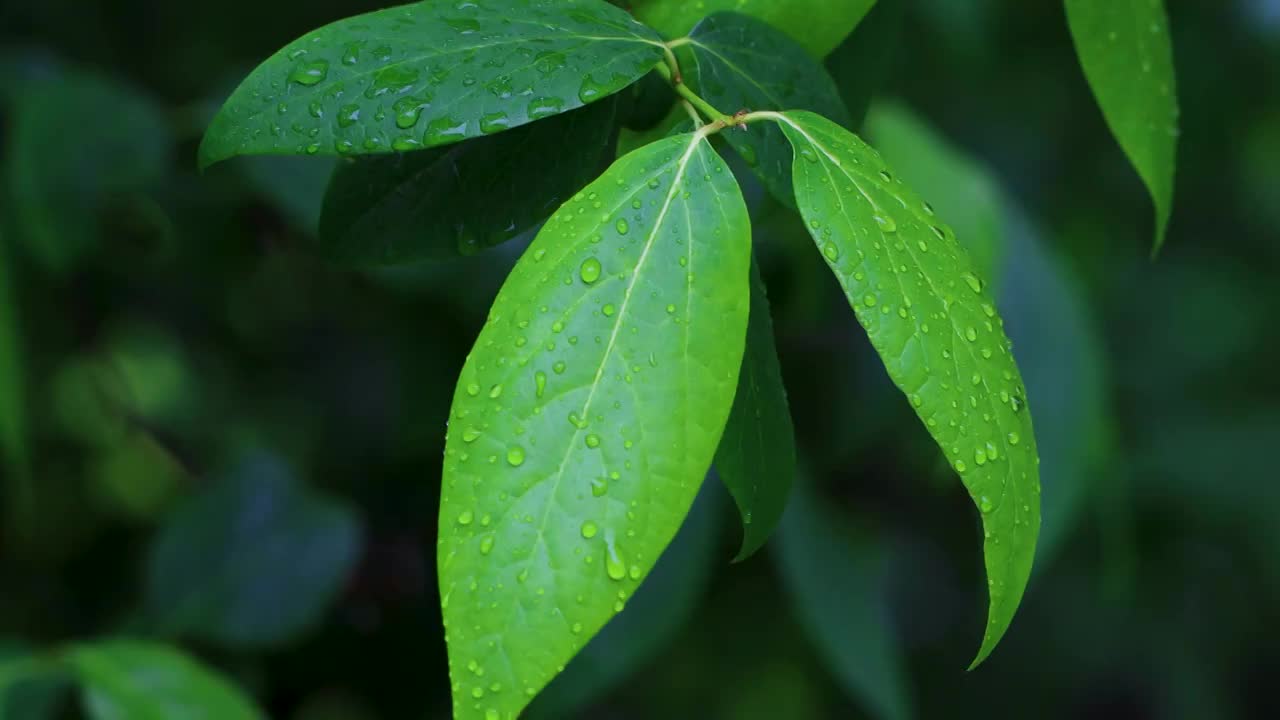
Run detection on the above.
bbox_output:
[775,478,911,720]
[771,110,1040,667]
[634,0,876,58]
[198,0,665,168]
[0,647,65,720]
[683,12,851,207]
[826,0,905,129]
[525,485,720,718]
[714,257,795,560]
[1064,0,1179,252]
[6,73,170,272]
[241,156,338,234]
[144,454,362,649]
[864,103,1004,284]
[438,129,751,719]
[66,640,264,720]
[318,98,617,265]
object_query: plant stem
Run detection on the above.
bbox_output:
[654,62,736,128]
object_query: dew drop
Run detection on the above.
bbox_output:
[506,446,525,467]
[579,258,602,284]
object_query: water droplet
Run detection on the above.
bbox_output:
[466,383,481,396]
[480,535,495,554]
[822,242,839,261]
[605,539,626,581]
[602,304,616,317]
[581,521,599,539]
[585,433,601,448]
[527,96,565,120]
[1007,431,1021,445]
[873,215,897,233]
[863,294,877,307]
[462,427,482,443]
[553,361,567,375]
[590,477,608,497]
[979,496,994,513]
[965,327,978,342]
[962,273,984,294]
[480,112,511,134]
[974,448,988,466]
[506,446,525,466]
[579,258,602,284]
[535,371,547,398]
[486,710,500,720]
[488,384,504,399]
[458,510,474,525]
[615,218,630,235]
[288,59,329,86]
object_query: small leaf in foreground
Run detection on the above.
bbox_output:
[772,110,1040,666]
[714,257,796,561]
[199,0,665,167]
[1064,0,1179,252]
[438,129,751,719]
[144,454,362,649]
[683,11,851,208]
[66,640,264,720]
[319,98,617,265]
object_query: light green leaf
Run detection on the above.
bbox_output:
[714,257,795,560]
[771,110,1040,666]
[66,640,264,720]
[1064,0,1179,251]
[438,129,751,719]
[318,98,617,265]
[525,485,720,718]
[7,73,170,273]
[775,478,911,720]
[683,11,850,207]
[199,0,664,167]
[144,454,362,649]
[864,102,1004,285]
[634,0,876,58]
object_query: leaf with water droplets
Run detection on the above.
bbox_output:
[1064,0,1178,252]
[634,0,876,57]
[438,128,751,719]
[682,12,851,208]
[772,110,1040,667]
[319,98,617,264]
[199,0,665,168]
[775,477,912,720]
[66,640,265,720]
[143,454,362,649]
[714,257,796,561]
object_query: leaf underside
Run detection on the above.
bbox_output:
[775,110,1040,667]
[1064,0,1178,251]
[199,0,664,167]
[438,130,751,719]
[714,256,796,561]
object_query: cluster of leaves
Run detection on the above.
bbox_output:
[0,0,1182,718]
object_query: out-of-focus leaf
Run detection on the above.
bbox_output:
[199,0,664,167]
[66,640,264,720]
[1064,0,1179,251]
[682,12,850,207]
[774,478,911,720]
[634,0,876,58]
[525,484,720,719]
[616,104,696,158]
[715,258,795,561]
[241,156,337,234]
[826,0,904,128]
[864,102,1005,285]
[318,98,617,265]
[999,209,1109,564]
[0,646,65,720]
[6,73,170,272]
[0,229,29,519]
[437,130,750,719]
[144,454,362,649]
[774,110,1040,666]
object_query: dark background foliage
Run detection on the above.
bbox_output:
[1,0,1277,718]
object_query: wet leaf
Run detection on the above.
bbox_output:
[634,0,876,58]
[1065,0,1179,252]
[199,0,664,167]
[438,129,751,719]
[318,98,617,265]
[772,110,1040,667]
[714,257,795,561]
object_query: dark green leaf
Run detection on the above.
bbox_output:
[199,0,665,167]
[714,257,795,561]
[318,98,617,265]
[772,110,1040,666]
[775,479,911,720]
[634,0,876,58]
[864,103,1004,284]
[1064,0,1179,252]
[683,12,850,207]
[0,230,29,524]
[241,156,337,234]
[66,640,264,720]
[6,73,170,272]
[525,485,720,718]
[826,0,905,129]
[438,129,751,719]
[144,454,362,649]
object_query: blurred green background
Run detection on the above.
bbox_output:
[1,0,1277,718]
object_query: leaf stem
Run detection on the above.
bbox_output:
[654,61,738,130]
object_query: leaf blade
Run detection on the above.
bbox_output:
[634,0,876,58]
[714,257,795,561]
[438,129,751,719]
[199,0,664,167]
[1064,0,1179,251]
[772,110,1040,667]
[684,11,851,207]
